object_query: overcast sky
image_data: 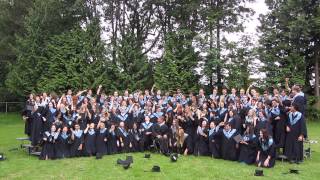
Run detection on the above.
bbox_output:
[225,0,269,44]
[100,0,270,81]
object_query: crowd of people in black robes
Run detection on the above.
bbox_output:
[21,81,308,168]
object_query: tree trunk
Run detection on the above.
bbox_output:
[315,57,319,97]
[216,18,222,92]
[314,46,320,110]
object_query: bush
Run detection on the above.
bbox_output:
[306,96,320,121]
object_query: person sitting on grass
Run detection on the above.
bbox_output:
[256,128,276,168]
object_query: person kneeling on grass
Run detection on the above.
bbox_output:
[40,124,59,160]
[256,128,276,168]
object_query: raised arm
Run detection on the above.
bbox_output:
[150,84,155,96]
[76,89,87,97]
[84,124,90,134]
[97,85,102,95]
[285,78,291,92]
[246,84,252,98]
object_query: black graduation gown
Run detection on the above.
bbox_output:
[270,106,286,148]
[84,129,96,156]
[77,114,88,130]
[90,113,100,125]
[40,131,58,160]
[55,133,71,158]
[30,111,44,146]
[129,129,142,152]
[116,127,131,153]
[173,133,191,154]
[176,133,193,155]
[238,134,258,164]
[152,123,170,154]
[221,129,239,161]
[194,127,209,156]
[180,117,197,154]
[208,128,222,158]
[96,128,108,155]
[107,130,118,154]
[22,108,32,136]
[126,113,135,129]
[257,138,276,168]
[131,111,144,127]
[44,108,57,132]
[284,112,307,162]
[254,119,272,137]
[63,115,74,128]
[226,116,242,132]
[116,113,130,126]
[109,113,118,124]
[140,122,154,151]
[70,131,84,157]
[292,95,307,116]
[217,108,228,123]
[233,115,243,132]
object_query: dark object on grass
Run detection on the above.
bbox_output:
[254,169,264,176]
[144,154,151,158]
[0,153,6,161]
[117,158,127,165]
[289,169,299,174]
[126,155,133,163]
[117,158,131,165]
[152,165,161,172]
[96,153,103,159]
[170,153,178,162]
[122,162,131,170]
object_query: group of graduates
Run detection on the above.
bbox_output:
[22,82,307,168]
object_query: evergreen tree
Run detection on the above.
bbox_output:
[258,0,320,93]
[5,0,89,95]
[154,31,200,92]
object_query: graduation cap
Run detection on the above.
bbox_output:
[0,153,6,161]
[122,162,131,170]
[126,156,133,164]
[254,169,264,176]
[117,158,129,165]
[170,153,178,162]
[96,153,103,160]
[289,169,299,174]
[144,154,151,158]
[151,165,161,172]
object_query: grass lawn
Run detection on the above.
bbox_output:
[0,113,319,180]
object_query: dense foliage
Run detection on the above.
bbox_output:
[0,0,319,100]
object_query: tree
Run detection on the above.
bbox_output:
[36,24,112,93]
[154,32,200,92]
[5,0,88,95]
[258,0,320,94]
[198,0,254,91]
[224,35,254,89]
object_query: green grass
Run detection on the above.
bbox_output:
[0,113,319,180]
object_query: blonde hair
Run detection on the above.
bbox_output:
[176,127,186,147]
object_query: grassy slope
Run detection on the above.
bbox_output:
[0,113,319,180]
